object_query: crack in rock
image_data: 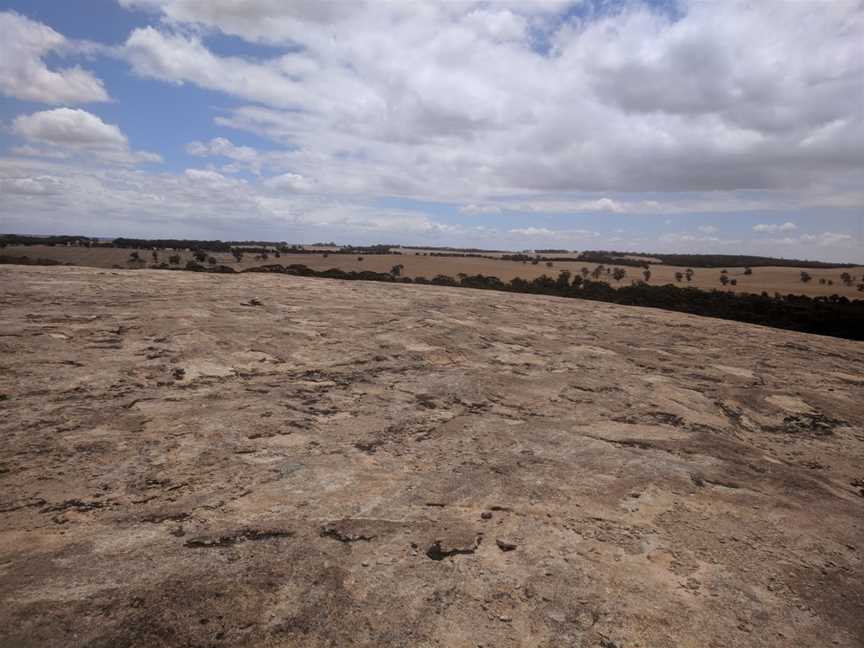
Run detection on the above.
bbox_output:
[184,526,293,548]
[320,524,376,543]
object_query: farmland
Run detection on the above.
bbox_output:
[4,243,863,299]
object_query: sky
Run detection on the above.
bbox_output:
[0,0,862,261]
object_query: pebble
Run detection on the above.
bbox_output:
[496,538,517,551]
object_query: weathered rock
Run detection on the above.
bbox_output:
[1,265,863,648]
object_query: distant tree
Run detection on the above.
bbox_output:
[323,252,329,258]
[819,278,827,285]
[730,279,738,286]
[531,259,539,265]
[580,267,590,277]
[207,256,217,266]
[642,269,651,283]
[800,271,813,283]
[168,254,181,266]
[357,256,364,261]
[151,250,158,262]
[720,274,730,286]
[828,279,834,286]
[744,267,753,275]
[685,268,694,282]
[390,264,404,277]
[858,283,864,292]
[231,248,243,262]
[555,269,571,290]
[274,250,281,258]
[613,267,627,282]
[193,249,207,263]
[591,265,604,280]
[127,251,145,269]
[841,272,854,286]
[546,261,554,268]
[674,271,684,282]
[720,269,728,275]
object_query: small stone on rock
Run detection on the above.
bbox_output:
[496,538,517,552]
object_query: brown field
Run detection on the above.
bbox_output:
[5,243,864,298]
[1,264,863,647]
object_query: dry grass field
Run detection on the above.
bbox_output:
[1,264,863,647]
[5,243,864,298]
[6,245,864,299]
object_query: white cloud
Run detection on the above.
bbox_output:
[800,232,854,247]
[0,11,109,104]
[262,172,315,192]
[124,27,313,109]
[509,227,555,237]
[9,145,70,160]
[763,232,855,249]
[507,227,598,240]
[661,232,722,244]
[765,237,800,247]
[0,174,65,195]
[185,136,302,176]
[0,157,478,244]
[187,137,258,163]
[110,1,863,200]
[11,108,161,164]
[1,2,862,263]
[459,204,502,216]
[753,222,798,233]
[14,108,126,148]
[697,225,718,234]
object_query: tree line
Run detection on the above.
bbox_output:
[577,250,857,269]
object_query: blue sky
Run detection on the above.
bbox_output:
[0,0,862,261]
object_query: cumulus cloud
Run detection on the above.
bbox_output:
[11,108,161,164]
[0,157,477,243]
[111,1,863,199]
[0,2,862,261]
[187,138,258,163]
[0,11,109,103]
[698,225,718,234]
[753,222,798,233]
[124,27,312,109]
